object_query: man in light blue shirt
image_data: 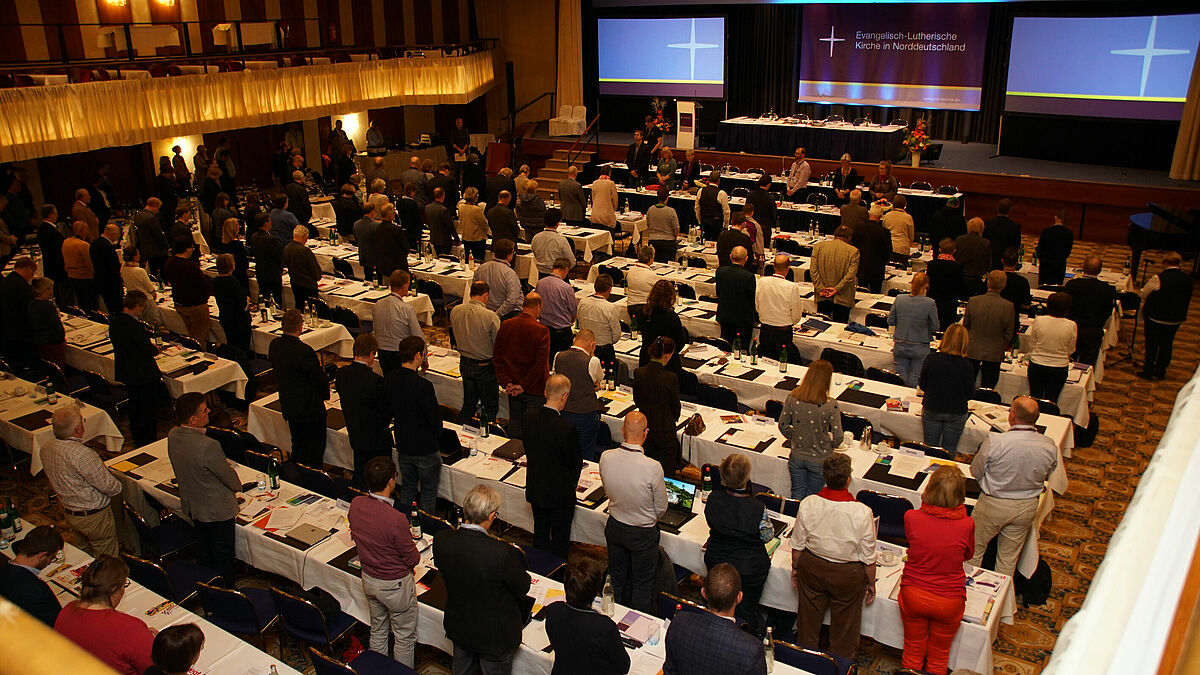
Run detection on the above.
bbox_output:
[374,270,424,373]
[534,257,578,363]
[472,238,524,319]
[530,212,576,276]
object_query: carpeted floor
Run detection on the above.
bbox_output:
[4,236,1196,674]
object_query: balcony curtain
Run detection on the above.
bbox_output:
[0,51,494,163]
[1170,51,1200,181]
[556,0,583,109]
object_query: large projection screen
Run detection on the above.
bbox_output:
[597,17,726,98]
[1005,14,1200,121]
[798,4,989,111]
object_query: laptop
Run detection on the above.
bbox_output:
[657,477,698,532]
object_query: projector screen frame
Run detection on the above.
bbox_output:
[595,13,731,101]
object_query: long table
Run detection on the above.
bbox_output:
[0,374,124,474]
[717,117,907,161]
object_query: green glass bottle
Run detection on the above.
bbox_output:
[779,347,788,373]
[749,339,758,366]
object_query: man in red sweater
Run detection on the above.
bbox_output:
[493,292,550,439]
[348,456,422,667]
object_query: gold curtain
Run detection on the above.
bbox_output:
[0,52,495,162]
[1170,51,1200,181]
[555,0,583,110]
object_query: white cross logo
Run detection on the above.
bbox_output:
[1110,16,1190,97]
[820,26,845,58]
[668,18,719,80]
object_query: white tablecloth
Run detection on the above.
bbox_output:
[0,376,124,474]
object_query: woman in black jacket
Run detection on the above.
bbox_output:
[704,452,773,636]
[211,253,252,352]
[638,279,689,375]
[545,558,630,675]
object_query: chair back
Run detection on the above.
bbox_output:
[852,117,866,126]
[864,313,889,330]
[296,463,339,499]
[864,366,904,386]
[197,581,264,635]
[331,306,360,333]
[699,164,715,174]
[765,399,783,420]
[889,118,908,127]
[80,369,116,398]
[747,167,766,176]
[122,553,173,599]
[419,510,454,537]
[417,279,445,302]
[910,181,933,191]
[311,298,333,319]
[598,265,624,286]
[839,412,872,440]
[807,192,829,207]
[243,449,275,473]
[773,641,841,675]
[686,256,707,268]
[697,382,739,413]
[819,347,865,376]
[37,359,67,390]
[654,591,707,621]
[1033,397,1060,416]
[86,310,109,323]
[571,105,587,121]
[694,336,731,353]
[557,104,572,118]
[855,490,912,540]
[331,257,357,280]
[730,187,750,198]
[676,284,696,300]
[972,387,1002,403]
[173,335,204,351]
[825,115,844,123]
[900,441,952,460]
[935,185,959,195]
[754,492,801,517]
[123,503,160,558]
[269,586,334,646]
[308,647,356,675]
[776,239,803,256]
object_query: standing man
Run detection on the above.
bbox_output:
[63,221,97,310]
[163,237,212,346]
[530,213,576,277]
[558,166,588,228]
[168,393,240,582]
[385,336,442,513]
[0,525,66,627]
[968,396,1057,578]
[348,456,421,668]
[375,203,410,278]
[37,205,68,307]
[429,164,459,218]
[374,271,424,374]
[269,309,329,469]
[535,257,578,362]
[983,198,1021,271]
[716,215,754,269]
[810,225,860,322]
[693,170,730,242]
[955,217,993,298]
[929,195,967,247]
[663,564,767,675]
[1139,251,1192,380]
[746,174,778,246]
[285,170,313,234]
[41,406,123,557]
[633,337,682,477]
[90,224,123,315]
[335,334,393,483]
[248,213,284,308]
[485,167,517,209]
[851,203,892,293]
[577,274,622,365]
[1036,210,1074,287]
[433,485,531,675]
[494,293,551,439]
[756,253,805,363]
[786,147,810,203]
[1063,256,1116,367]
[283,226,322,311]
[626,245,662,317]
[553,330,603,462]
[1,256,36,367]
[840,189,869,232]
[171,145,191,189]
[963,271,1015,390]
[133,198,168,277]
[600,412,668,613]
[109,291,161,446]
[625,130,650,188]
[399,157,429,210]
[354,202,380,281]
[71,188,99,240]
[425,187,459,256]
[450,281,501,427]
[881,194,915,265]
[473,238,523,320]
[715,246,757,349]
[523,374,583,559]
[486,191,521,246]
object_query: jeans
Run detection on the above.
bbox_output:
[452,644,515,675]
[1027,362,1067,403]
[899,585,965,674]
[789,458,825,500]
[194,519,236,583]
[922,410,969,453]
[505,393,545,439]
[398,452,442,514]
[605,517,660,613]
[892,342,930,389]
[562,410,602,462]
[531,505,574,560]
[362,572,418,667]
[460,357,499,424]
[1143,319,1182,377]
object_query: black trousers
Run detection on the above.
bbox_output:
[462,240,486,262]
[760,324,800,364]
[257,281,283,309]
[719,323,753,351]
[605,518,660,613]
[195,519,236,583]
[1027,363,1067,403]
[71,278,98,311]
[292,285,319,311]
[548,327,574,365]
[531,504,574,560]
[973,360,1001,390]
[1074,325,1105,368]
[645,429,680,477]
[594,344,617,367]
[378,350,402,375]
[649,239,677,263]
[817,300,850,323]
[861,279,883,294]
[506,393,545,439]
[98,283,123,317]
[127,382,161,447]
[1143,319,1182,377]
[288,410,328,468]
[700,217,723,242]
[148,256,168,279]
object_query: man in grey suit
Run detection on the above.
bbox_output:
[963,270,1015,389]
[557,166,588,228]
[839,189,869,232]
[168,392,241,582]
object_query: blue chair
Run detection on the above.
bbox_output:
[514,543,566,581]
[856,490,912,544]
[653,591,707,621]
[773,640,847,675]
[123,503,197,560]
[122,553,219,605]
[698,382,741,413]
[417,279,461,318]
[296,463,340,500]
[754,492,801,517]
[418,510,454,538]
[309,647,419,675]
[196,582,279,650]
[765,399,783,420]
[269,586,359,653]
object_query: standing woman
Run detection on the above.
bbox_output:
[589,166,619,233]
[120,247,159,325]
[656,147,678,191]
[918,323,975,452]
[458,187,489,263]
[898,466,974,675]
[54,555,155,675]
[212,253,252,352]
[868,160,899,204]
[638,279,688,375]
[644,186,680,263]
[778,359,842,500]
[704,452,773,635]
[217,217,250,289]
[633,335,682,477]
[513,164,532,199]
[1027,291,1076,402]
[888,272,939,387]
[830,154,860,205]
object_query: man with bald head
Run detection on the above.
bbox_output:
[494,293,551,439]
[523,373,583,559]
[90,223,124,315]
[968,395,1058,577]
[399,156,429,209]
[558,165,587,228]
[1064,255,1116,367]
[756,253,805,363]
[284,169,313,233]
[715,245,757,349]
[72,188,99,240]
[600,411,668,612]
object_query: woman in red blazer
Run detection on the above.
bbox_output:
[898,465,975,674]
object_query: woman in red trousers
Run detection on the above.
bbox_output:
[898,465,975,674]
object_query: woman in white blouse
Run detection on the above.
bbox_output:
[1027,291,1076,402]
[120,246,159,324]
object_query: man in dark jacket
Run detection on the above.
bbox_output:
[716,215,754,269]
[487,191,521,245]
[374,203,410,278]
[132,198,169,277]
[336,333,392,485]
[851,203,893,293]
[36,205,68,306]
[715,247,757,348]
[284,170,313,234]
[248,213,284,307]
[955,217,992,298]
[90,224,123,315]
[927,239,965,330]
[331,185,363,240]
[269,309,329,468]
[110,290,161,445]
[485,168,517,209]
[1036,210,1074,287]
[663,563,767,675]
[425,187,459,256]
[428,164,459,218]
[523,374,583,560]
[433,484,531,674]
[1064,255,1116,367]
[625,130,650,188]
[1,257,36,367]
[839,189,869,232]
[0,525,65,627]
[929,195,967,248]
[983,198,1021,271]
[282,226,322,310]
[1139,251,1192,380]
[745,175,777,246]
[384,335,442,513]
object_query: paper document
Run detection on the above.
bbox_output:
[475,457,516,482]
[263,506,304,530]
[137,460,176,484]
[888,454,927,479]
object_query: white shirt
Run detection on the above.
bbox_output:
[554,345,603,384]
[577,294,622,346]
[374,292,424,352]
[692,189,730,226]
[756,274,805,328]
[600,443,667,528]
[1028,315,1077,368]
[787,159,811,194]
[789,494,877,564]
[625,263,661,306]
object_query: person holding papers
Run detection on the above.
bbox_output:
[899,466,975,675]
[168,392,240,583]
[703,453,773,636]
[777,359,842,500]
[663,563,766,675]
[348,456,421,667]
[545,558,630,675]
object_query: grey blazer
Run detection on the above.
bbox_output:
[167,426,241,522]
[963,290,1015,362]
[557,178,588,222]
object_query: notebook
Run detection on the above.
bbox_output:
[657,477,698,532]
[836,388,890,409]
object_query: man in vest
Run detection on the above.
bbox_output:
[693,170,730,242]
[553,329,604,462]
[1138,251,1192,381]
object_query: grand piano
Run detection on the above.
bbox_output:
[1127,203,1200,277]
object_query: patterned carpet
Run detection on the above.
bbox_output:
[4,236,1196,674]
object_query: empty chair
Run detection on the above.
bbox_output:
[296,463,339,499]
[754,491,801,517]
[730,187,750,198]
[123,503,196,560]
[269,586,359,653]
[806,192,829,208]
[747,167,767,176]
[196,582,279,648]
[935,185,959,195]
[418,510,454,538]
[80,369,128,414]
[676,284,696,300]
[864,313,889,330]
[310,298,334,320]
[865,366,905,386]
[598,264,624,286]
[122,553,219,605]
[775,238,803,256]
[331,257,357,280]
[889,119,908,128]
[839,412,872,441]
[1033,397,1060,416]
[516,543,566,581]
[418,279,461,317]
[765,399,784,420]
[698,382,740,413]
[686,256,707,268]
[37,359,89,397]
[172,334,204,351]
[972,388,1002,403]
[819,347,865,377]
[653,591,707,621]
[855,490,912,544]
[310,647,420,675]
[243,449,279,474]
[825,115,844,123]
[910,181,932,191]
[851,117,867,126]
[773,641,848,675]
[694,336,731,353]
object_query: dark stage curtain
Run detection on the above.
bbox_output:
[725,6,801,120]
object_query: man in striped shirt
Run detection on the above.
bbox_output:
[41,406,122,557]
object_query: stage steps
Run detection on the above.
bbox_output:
[533,149,594,198]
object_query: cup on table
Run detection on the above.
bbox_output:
[878,549,898,566]
[842,431,854,448]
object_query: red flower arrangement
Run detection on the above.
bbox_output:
[902,118,932,153]
[650,98,672,134]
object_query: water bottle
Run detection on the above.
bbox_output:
[749,339,758,366]
[259,303,268,323]
[778,348,787,374]
[601,575,615,616]
[46,382,57,405]
[269,666,280,675]
[861,425,873,451]
[733,337,743,362]
[6,498,20,533]
[765,627,775,672]
[701,465,713,502]
[0,510,12,545]
[630,315,639,339]
[267,458,280,490]
[411,502,422,540]
[479,406,490,438]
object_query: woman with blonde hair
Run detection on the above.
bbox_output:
[458,186,489,262]
[55,555,155,675]
[918,323,975,451]
[778,359,843,499]
[656,147,677,190]
[514,164,532,197]
[899,465,974,674]
[217,216,249,288]
[888,272,939,387]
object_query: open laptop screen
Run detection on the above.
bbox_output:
[664,477,697,511]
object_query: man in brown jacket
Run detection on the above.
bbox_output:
[810,225,860,322]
